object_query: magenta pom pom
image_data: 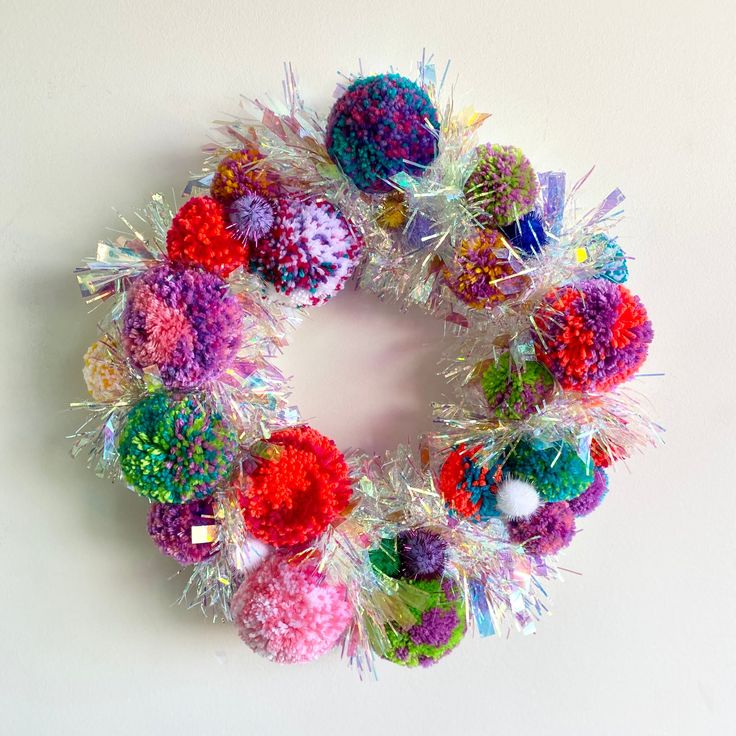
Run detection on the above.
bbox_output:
[147,499,217,565]
[568,468,608,517]
[507,502,576,556]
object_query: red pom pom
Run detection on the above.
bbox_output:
[238,426,352,547]
[166,196,247,277]
[590,437,627,468]
[438,444,500,519]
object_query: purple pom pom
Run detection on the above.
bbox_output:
[409,607,459,648]
[147,499,217,565]
[568,468,608,517]
[229,191,275,242]
[507,502,575,556]
[397,529,447,580]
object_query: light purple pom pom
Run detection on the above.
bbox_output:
[229,191,275,242]
[147,499,217,565]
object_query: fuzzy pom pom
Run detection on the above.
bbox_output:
[500,211,548,257]
[568,468,608,517]
[495,478,541,520]
[383,578,466,668]
[238,426,352,547]
[481,353,554,421]
[464,144,539,227]
[532,279,653,392]
[589,234,629,284]
[166,196,247,277]
[121,263,241,390]
[507,502,576,556]
[590,437,627,468]
[376,192,408,230]
[231,554,352,664]
[210,147,281,205]
[444,229,528,309]
[369,537,401,578]
[503,439,594,503]
[118,391,237,503]
[326,74,440,193]
[397,529,447,580]
[82,340,127,401]
[404,212,437,251]
[147,498,217,564]
[229,191,275,242]
[438,444,502,521]
[249,198,363,307]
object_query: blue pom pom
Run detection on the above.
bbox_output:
[500,211,548,257]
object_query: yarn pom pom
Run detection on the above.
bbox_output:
[481,353,554,421]
[500,211,548,257]
[507,502,576,556]
[383,577,466,668]
[438,444,502,521]
[588,234,629,284]
[82,340,128,402]
[231,554,352,664]
[404,213,438,251]
[229,191,275,242]
[464,144,539,227]
[121,263,241,390]
[147,498,217,564]
[532,279,653,392]
[326,73,440,193]
[249,198,363,307]
[568,468,608,517]
[590,437,628,468]
[397,529,447,580]
[503,439,594,503]
[118,391,237,503]
[210,147,281,205]
[238,425,352,547]
[166,196,247,277]
[496,478,541,520]
[444,229,528,309]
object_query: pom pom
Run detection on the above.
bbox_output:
[464,144,539,227]
[500,211,548,257]
[383,578,466,668]
[397,529,447,580]
[444,229,528,309]
[404,212,437,251]
[588,234,629,284]
[369,537,401,578]
[229,191,275,242]
[568,468,608,517]
[166,196,247,277]
[481,353,554,420]
[507,502,576,556]
[376,192,408,230]
[238,426,352,547]
[121,263,241,390]
[82,340,127,401]
[231,554,352,664]
[147,498,217,564]
[590,437,627,468]
[326,73,440,193]
[495,478,541,520]
[249,198,363,307]
[210,147,280,205]
[118,391,237,503]
[438,444,502,521]
[532,279,653,392]
[503,439,594,503]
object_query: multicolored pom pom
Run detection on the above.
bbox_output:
[82,340,128,402]
[532,279,653,393]
[118,391,237,503]
[438,444,502,521]
[481,353,554,420]
[506,502,576,556]
[238,425,353,547]
[464,144,539,227]
[500,211,548,257]
[147,498,218,564]
[249,198,363,306]
[231,554,352,664]
[568,468,608,517]
[210,147,280,206]
[326,74,440,193]
[122,263,242,390]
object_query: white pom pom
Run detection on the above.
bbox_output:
[496,479,540,519]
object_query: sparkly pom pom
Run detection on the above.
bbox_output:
[590,437,628,468]
[231,554,352,664]
[444,229,528,309]
[500,211,548,257]
[238,426,352,547]
[249,198,363,306]
[532,279,653,393]
[82,340,127,402]
[147,498,217,564]
[587,233,629,284]
[166,196,247,277]
[568,468,608,516]
[118,392,237,503]
[229,191,275,242]
[507,502,576,556]
[438,444,502,521]
[382,577,466,668]
[503,439,594,503]
[464,144,539,227]
[376,192,408,230]
[481,353,554,421]
[405,212,438,251]
[495,478,541,520]
[210,147,281,205]
[326,74,440,193]
[397,529,447,580]
[121,263,241,390]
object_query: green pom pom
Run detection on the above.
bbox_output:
[481,353,554,420]
[369,537,401,578]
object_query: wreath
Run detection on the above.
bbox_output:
[71,59,659,673]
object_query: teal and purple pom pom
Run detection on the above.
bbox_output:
[326,74,440,193]
[118,392,237,503]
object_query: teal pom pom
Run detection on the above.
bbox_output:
[118,391,237,503]
[588,233,629,284]
[504,439,593,502]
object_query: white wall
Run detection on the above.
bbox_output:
[2,1,735,733]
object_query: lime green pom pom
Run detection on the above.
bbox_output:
[481,353,554,420]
